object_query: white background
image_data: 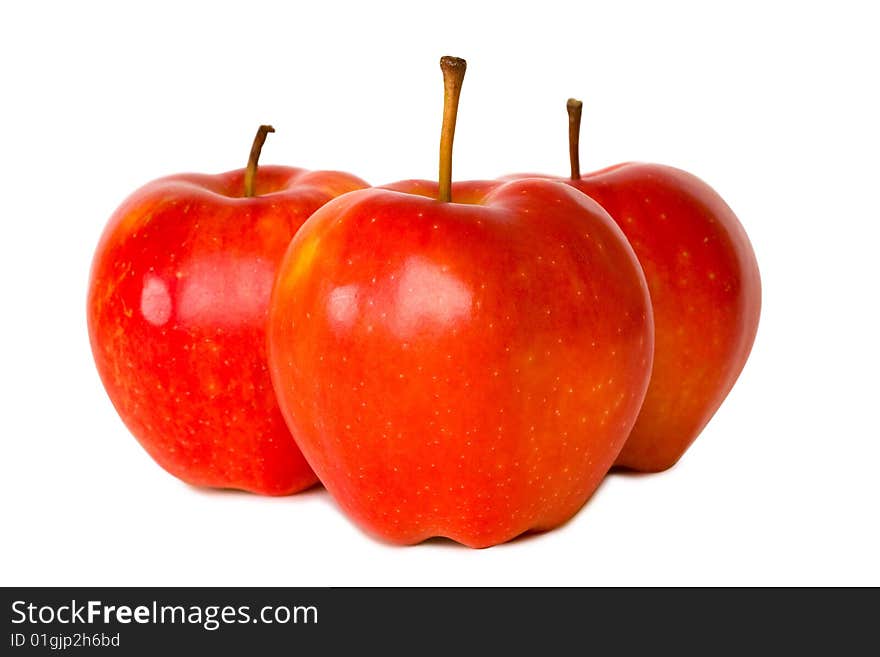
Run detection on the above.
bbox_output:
[1,0,877,586]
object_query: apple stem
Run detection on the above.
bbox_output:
[244,124,275,197]
[567,99,583,180]
[438,56,467,203]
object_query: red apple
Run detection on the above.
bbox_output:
[87,126,369,494]
[507,100,761,471]
[267,59,654,546]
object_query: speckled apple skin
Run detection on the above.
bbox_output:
[574,164,760,471]
[87,165,368,494]
[268,178,654,546]
[510,164,761,471]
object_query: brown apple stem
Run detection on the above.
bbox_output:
[244,124,275,197]
[438,56,467,203]
[567,99,583,180]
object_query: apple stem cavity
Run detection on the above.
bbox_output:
[244,124,275,198]
[438,56,467,203]
[567,99,583,180]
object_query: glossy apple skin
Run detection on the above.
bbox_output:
[268,178,654,546]
[87,165,368,494]
[510,164,761,471]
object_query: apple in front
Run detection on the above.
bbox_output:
[87,132,368,494]
[267,58,654,547]
[268,178,654,546]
